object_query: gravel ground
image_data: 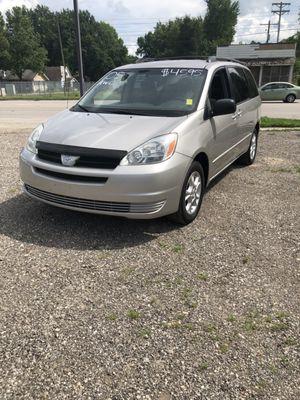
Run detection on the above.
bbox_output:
[0,130,299,399]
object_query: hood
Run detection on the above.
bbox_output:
[40,109,187,151]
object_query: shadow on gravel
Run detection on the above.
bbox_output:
[0,194,177,250]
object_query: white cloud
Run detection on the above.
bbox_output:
[0,0,37,14]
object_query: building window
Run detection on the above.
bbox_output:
[261,65,290,85]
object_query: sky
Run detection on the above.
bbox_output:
[0,0,299,54]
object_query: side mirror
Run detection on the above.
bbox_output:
[213,99,236,117]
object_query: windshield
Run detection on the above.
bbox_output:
[75,68,207,117]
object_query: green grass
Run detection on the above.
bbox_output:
[261,116,300,128]
[0,92,80,101]
[127,309,140,320]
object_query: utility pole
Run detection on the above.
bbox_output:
[260,20,278,43]
[272,2,291,43]
[57,20,67,94]
[73,0,85,96]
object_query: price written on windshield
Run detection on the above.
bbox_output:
[161,68,203,77]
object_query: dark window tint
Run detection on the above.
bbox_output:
[209,68,231,107]
[228,67,249,103]
[243,69,259,98]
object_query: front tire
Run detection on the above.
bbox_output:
[285,94,296,103]
[169,161,205,225]
[238,129,258,166]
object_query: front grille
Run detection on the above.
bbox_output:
[36,141,127,170]
[24,185,165,214]
[34,167,108,184]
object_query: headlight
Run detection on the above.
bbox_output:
[120,133,177,166]
[26,124,44,154]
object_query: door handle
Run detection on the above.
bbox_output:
[232,111,242,120]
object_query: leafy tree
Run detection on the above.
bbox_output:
[26,5,60,67]
[137,17,209,58]
[203,0,239,46]
[137,0,239,58]
[5,6,47,80]
[26,7,130,81]
[0,12,10,69]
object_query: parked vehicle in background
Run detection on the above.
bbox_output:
[259,82,300,103]
[20,57,261,225]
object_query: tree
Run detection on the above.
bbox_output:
[203,0,239,46]
[137,0,239,58]
[5,6,47,80]
[26,5,60,68]
[26,7,130,81]
[0,12,10,69]
[137,16,209,58]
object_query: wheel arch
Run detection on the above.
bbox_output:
[193,151,209,187]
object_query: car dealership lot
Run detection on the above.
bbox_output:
[0,123,299,398]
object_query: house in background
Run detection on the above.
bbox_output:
[0,66,77,95]
[45,66,77,88]
[216,43,297,86]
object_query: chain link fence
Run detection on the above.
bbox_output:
[0,81,95,97]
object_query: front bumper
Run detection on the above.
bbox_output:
[20,148,191,219]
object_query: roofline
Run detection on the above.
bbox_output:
[135,56,246,66]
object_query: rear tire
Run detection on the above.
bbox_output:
[285,94,296,103]
[169,161,205,225]
[238,129,258,166]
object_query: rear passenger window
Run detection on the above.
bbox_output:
[243,69,259,98]
[228,67,249,103]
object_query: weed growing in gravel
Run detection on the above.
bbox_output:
[227,314,236,323]
[197,272,208,281]
[107,312,117,321]
[173,244,184,253]
[203,323,217,333]
[219,342,229,354]
[281,337,297,346]
[138,328,151,339]
[271,167,292,173]
[182,287,197,309]
[162,320,194,331]
[198,362,208,371]
[242,256,250,264]
[295,166,300,174]
[127,310,140,320]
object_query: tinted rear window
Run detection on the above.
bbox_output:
[243,69,259,98]
[228,67,249,103]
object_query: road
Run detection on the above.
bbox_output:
[261,101,300,119]
[0,100,299,133]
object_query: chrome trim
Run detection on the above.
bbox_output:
[24,185,166,214]
[212,132,252,164]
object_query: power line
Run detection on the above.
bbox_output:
[272,2,291,42]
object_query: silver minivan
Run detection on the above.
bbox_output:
[20,58,261,225]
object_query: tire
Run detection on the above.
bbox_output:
[238,129,258,166]
[285,94,296,103]
[169,161,205,225]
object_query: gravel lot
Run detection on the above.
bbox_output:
[0,130,299,399]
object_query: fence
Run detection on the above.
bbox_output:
[0,80,95,97]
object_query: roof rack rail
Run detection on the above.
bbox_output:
[207,56,246,65]
[135,55,246,65]
[135,56,208,63]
